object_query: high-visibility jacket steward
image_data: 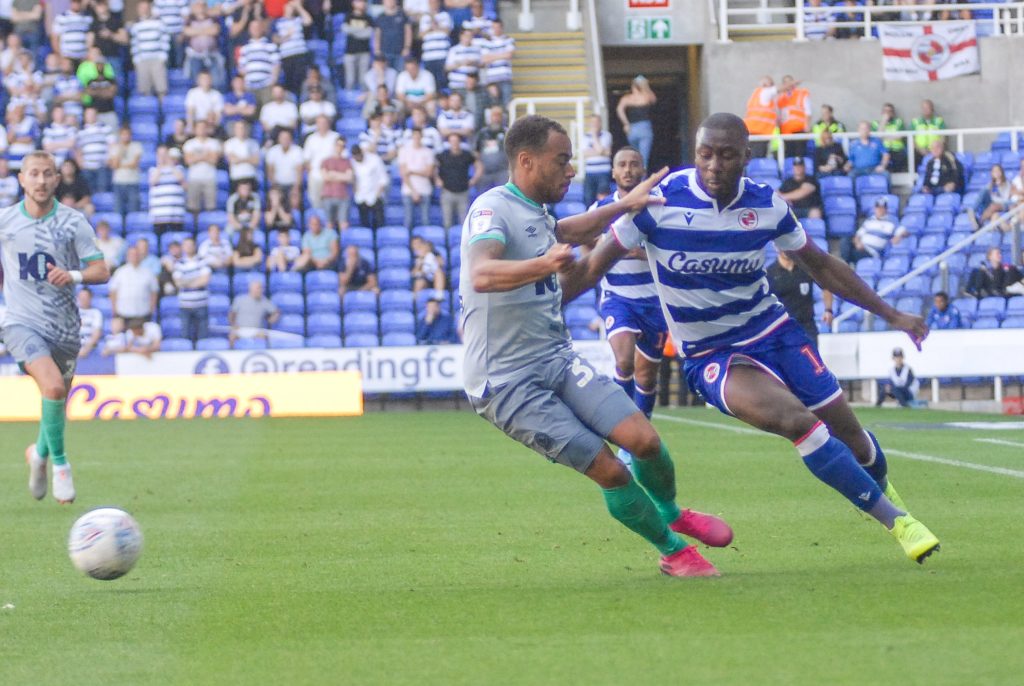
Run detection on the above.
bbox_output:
[744,87,777,135]
[778,88,810,134]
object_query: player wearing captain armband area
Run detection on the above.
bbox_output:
[459,115,734,577]
[0,151,111,504]
[601,113,939,564]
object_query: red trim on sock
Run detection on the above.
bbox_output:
[793,421,824,447]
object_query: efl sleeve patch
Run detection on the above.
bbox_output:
[467,208,508,245]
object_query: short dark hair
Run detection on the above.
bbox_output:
[935,290,949,300]
[504,115,567,165]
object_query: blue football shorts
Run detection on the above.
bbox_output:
[600,293,668,362]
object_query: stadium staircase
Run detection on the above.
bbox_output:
[509,31,590,124]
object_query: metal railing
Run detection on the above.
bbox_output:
[584,0,607,120]
[718,0,1024,42]
[508,96,593,175]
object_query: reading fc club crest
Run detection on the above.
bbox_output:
[703,362,721,383]
[911,33,952,71]
[738,209,758,230]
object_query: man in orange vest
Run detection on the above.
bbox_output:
[777,75,811,158]
[743,75,777,158]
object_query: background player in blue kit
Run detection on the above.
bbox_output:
[602,113,940,564]
[586,146,668,421]
[0,151,110,503]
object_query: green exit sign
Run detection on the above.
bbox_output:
[626,16,672,41]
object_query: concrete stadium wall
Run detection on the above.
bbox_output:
[702,37,1024,131]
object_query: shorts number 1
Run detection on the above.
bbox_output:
[799,345,826,375]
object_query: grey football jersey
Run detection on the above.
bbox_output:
[459,184,572,397]
[0,201,103,347]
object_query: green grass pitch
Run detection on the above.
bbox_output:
[1,407,1022,685]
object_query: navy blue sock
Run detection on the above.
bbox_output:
[614,369,635,399]
[634,384,656,418]
[861,430,889,488]
[795,423,882,512]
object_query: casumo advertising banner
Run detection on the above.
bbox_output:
[112,342,617,393]
[0,372,363,421]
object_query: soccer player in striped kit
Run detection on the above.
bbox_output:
[0,151,110,503]
[605,113,940,564]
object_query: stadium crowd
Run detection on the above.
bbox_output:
[0,0,509,352]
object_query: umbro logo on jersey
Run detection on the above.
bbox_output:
[683,212,695,225]
[525,225,538,237]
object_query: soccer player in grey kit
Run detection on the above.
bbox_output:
[459,115,732,577]
[0,151,110,503]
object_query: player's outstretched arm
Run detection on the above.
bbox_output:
[554,167,669,245]
[468,239,573,293]
[559,233,629,305]
[790,240,929,349]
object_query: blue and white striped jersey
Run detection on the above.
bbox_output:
[419,13,452,62]
[153,0,188,36]
[172,256,212,309]
[42,122,78,166]
[481,35,515,84]
[594,193,659,305]
[130,18,170,62]
[239,38,280,90]
[149,166,187,224]
[444,44,481,90]
[76,122,114,171]
[612,169,807,358]
[275,16,308,59]
[53,76,84,123]
[54,10,93,60]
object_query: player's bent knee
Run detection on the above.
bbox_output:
[609,414,660,459]
[584,447,632,488]
[40,384,67,401]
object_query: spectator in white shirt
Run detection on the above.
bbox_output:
[265,129,305,209]
[398,128,436,229]
[108,125,143,216]
[298,85,336,138]
[259,84,299,144]
[303,114,340,208]
[182,120,222,212]
[841,197,908,264]
[395,56,437,118]
[94,219,126,269]
[109,245,159,330]
[185,70,224,132]
[350,143,389,229]
[436,92,475,142]
[198,223,233,270]
[77,288,104,358]
[102,318,163,357]
[224,120,261,188]
[267,228,301,272]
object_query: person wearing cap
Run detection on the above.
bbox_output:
[847,120,889,178]
[615,75,657,168]
[841,197,907,265]
[778,157,823,219]
[415,293,455,344]
[876,348,920,408]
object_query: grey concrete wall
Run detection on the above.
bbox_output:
[595,0,711,46]
[702,37,1024,131]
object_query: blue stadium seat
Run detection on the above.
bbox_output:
[972,316,1001,329]
[128,94,160,117]
[554,200,585,218]
[905,193,933,212]
[412,225,447,247]
[306,334,342,348]
[167,69,190,91]
[746,158,780,179]
[272,291,305,315]
[1000,150,1021,173]
[858,193,899,216]
[92,192,115,213]
[570,326,600,341]
[895,296,923,314]
[236,338,269,350]
[209,272,231,295]
[196,337,230,351]
[306,270,339,293]
[341,227,374,250]
[967,171,989,192]
[380,311,415,334]
[977,296,1007,319]
[933,192,961,213]
[160,296,180,318]
[384,204,406,225]
[953,297,977,316]
[910,255,938,277]
[1006,298,1024,317]
[343,311,378,336]
[752,176,781,191]
[344,333,379,347]
[342,290,377,313]
[269,271,303,294]
[1002,315,1024,329]
[855,259,880,280]
[415,289,451,314]
[275,313,306,336]
[972,150,999,172]
[161,337,193,352]
[162,93,187,118]
[888,235,916,256]
[160,317,183,338]
[89,283,110,298]
[926,211,954,232]
[824,195,857,217]
[208,294,231,316]
[376,226,410,248]
[447,225,462,250]
[308,291,341,314]
[881,256,910,277]
[133,121,160,144]
[946,231,972,249]
[125,212,152,234]
[899,275,931,297]
[377,247,412,269]
[565,304,598,329]
[380,289,414,312]
[826,215,855,238]
[198,210,228,230]
[381,332,417,347]
[159,230,191,253]
[854,174,889,197]
[899,212,927,233]
[91,212,124,235]
[233,272,264,296]
[819,175,854,198]
[378,268,411,291]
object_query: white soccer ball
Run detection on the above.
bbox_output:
[68,507,144,580]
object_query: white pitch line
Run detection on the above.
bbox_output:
[653,413,1024,480]
[975,437,1024,450]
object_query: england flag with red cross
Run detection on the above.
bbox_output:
[880,22,980,82]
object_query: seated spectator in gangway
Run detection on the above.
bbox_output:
[926,291,963,330]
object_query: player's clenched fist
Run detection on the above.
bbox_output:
[46,263,74,288]
[544,243,574,273]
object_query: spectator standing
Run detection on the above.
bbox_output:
[11,1,43,52]
[395,56,437,118]
[229,279,280,346]
[398,128,436,229]
[109,245,159,328]
[239,20,281,107]
[164,118,190,157]
[153,0,189,67]
[77,288,104,359]
[260,84,300,142]
[814,129,848,177]
[56,159,93,213]
[267,228,301,272]
[182,2,226,88]
[319,136,354,230]
[129,2,170,103]
[5,105,38,172]
[0,158,15,207]
[435,133,477,229]
[76,107,115,193]
[149,146,189,234]
[778,158,823,219]
[812,104,846,145]
[198,223,233,270]
[223,74,258,126]
[52,0,93,64]
[474,105,508,193]
[41,105,78,167]
[402,106,443,153]
[876,348,920,408]
[90,1,129,76]
[227,0,268,60]
[303,115,340,208]
[266,129,305,209]
[445,28,480,98]
[231,226,264,272]
[52,57,85,126]
[108,126,143,216]
[926,291,962,330]
[185,70,225,133]
[480,18,515,107]
[968,164,1013,230]
[102,318,163,357]
[136,237,163,276]
[742,75,777,159]
[847,121,890,177]
[803,0,836,40]
[872,103,907,172]
[338,244,379,295]
[274,0,313,96]
[581,114,612,209]
[911,99,945,160]
[615,75,657,168]
[361,56,398,114]
[415,295,454,344]
[462,0,493,37]
[342,0,373,91]
[966,247,1022,297]
[226,181,262,235]
[294,213,339,271]
[841,198,907,264]
[766,251,833,348]
[183,120,222,213]
[173,237,212,342]
[374,0,411,73]
[159,240,183,296]
[776,75,811,157]
[418,0,452,91]
[224,120,260,189]
[920,140,963,194]
[94,220,126,269]
[350,144,389,229]
[436,92,475,142]
[359,111,399,163]
[77,47,119,129]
